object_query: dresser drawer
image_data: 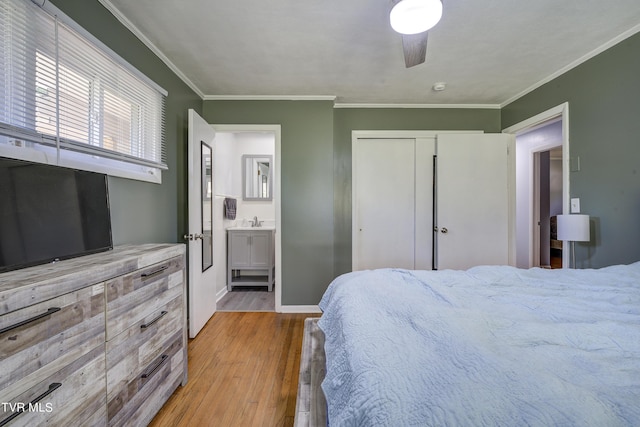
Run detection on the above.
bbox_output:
[106,293,184,426]
[105,256,184,340]
[0,284,105,396]
[0,345,106,427]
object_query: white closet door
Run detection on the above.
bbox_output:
[353,139,415,270]
[414,137,435,270]
[436,134,512,270]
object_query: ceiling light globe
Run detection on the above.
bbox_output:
[390,0,443,35]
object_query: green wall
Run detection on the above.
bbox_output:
[502,32,640,268]
[50,0,202,246]
[202,101,335,305]
[202,102,501,303]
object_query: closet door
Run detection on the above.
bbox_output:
[353,139,415,270]
[435,134,513,270]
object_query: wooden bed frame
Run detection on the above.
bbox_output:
[294,318,327,427]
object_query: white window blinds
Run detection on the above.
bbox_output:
[0,0,167,180]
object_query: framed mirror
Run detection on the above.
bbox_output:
[201,142,213,272]
[242,154,272,201]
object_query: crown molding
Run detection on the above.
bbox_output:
[334,103,501,109]
[98,0,205,99]
[501,22,640,108]
[203,95,337,101]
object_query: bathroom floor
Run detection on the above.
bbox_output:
[217,286,275,311]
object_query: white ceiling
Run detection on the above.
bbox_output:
[100,0,640,106]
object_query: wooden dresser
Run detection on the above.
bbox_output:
[0,244,187,427]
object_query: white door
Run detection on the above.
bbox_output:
[353,137,435,271]
[435,133,513,270]
[352,137,435,270]
[186,109,216,338]
[353,139,415,270]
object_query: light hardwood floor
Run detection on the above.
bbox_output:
[149,312,320,427]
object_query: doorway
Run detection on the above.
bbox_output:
[532,136,564,268]
[212,124,282,312]
[503,103,570,269]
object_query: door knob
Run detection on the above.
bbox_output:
[183,233,204,241]
[440,227,448,234]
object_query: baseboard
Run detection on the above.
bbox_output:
[279,305,322,314]
[215,287,228,303]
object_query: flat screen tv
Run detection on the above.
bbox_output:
[0,157,113,273]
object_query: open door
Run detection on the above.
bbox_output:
[435,133,513,270]
[186,109,216,338]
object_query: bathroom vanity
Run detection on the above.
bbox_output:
[227,228,275,291]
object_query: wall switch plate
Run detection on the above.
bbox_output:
[571,198,580,213]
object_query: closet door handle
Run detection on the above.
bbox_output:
[0,307,61,335]
[440,227,448,234]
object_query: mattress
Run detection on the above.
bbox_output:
[318,264,640,426]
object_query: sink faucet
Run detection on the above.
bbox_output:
[252,216,261,227]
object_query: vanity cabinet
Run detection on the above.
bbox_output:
[227,229,275,291]
[0,244,186,427]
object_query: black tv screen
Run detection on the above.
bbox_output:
[0,157,113,273]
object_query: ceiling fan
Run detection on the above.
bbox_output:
[390,0,443,67]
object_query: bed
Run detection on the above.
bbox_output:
[317,264,640,426]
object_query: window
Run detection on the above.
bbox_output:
[0,0,167,183]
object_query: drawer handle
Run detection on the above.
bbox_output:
[0,307,61,336]
[0,382,62,427]
[140,311,168,330]
[140,265,169,280]
[141,354,169,380]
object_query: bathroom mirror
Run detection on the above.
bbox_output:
[242,154,272,201]
[201,142,213,272]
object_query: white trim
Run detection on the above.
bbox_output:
[204,95,336,101]
[212,124,281,133]
[279,305,322,314]
[215,287,228,303]
[335,103,501,109]
[211,124,284,313]
[502,103,567,135]
[501,23,640,108]
[352,130,481,140]
[97,0,202,98]
[502,102,570,269]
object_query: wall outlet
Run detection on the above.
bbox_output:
[570,198,580,213]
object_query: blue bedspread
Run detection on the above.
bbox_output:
[318,264,640,426]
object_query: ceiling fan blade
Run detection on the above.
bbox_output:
[402,32,428,68]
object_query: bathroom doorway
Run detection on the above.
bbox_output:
[211,124,281,312]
